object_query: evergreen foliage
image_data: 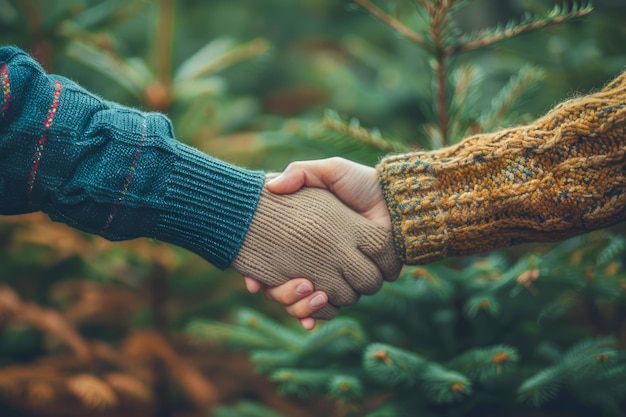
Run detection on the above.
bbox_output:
[193,231,626,415]
[1,0,626,416]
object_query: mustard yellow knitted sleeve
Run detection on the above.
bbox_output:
[377,72,626,264]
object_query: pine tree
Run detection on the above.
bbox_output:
[2,1,626,416]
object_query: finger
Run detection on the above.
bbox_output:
[342,250,384,295]
[265,176,300,194]
[300,317,317,331]
[323,278,360,306]
[262,278,314,304]
[243,277,263,293]
[284,291,328,318]
[311,303,339,320]
[357,224,404,282]
[266,158,348,194]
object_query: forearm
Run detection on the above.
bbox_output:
[0,46,265,269]
[377,72,626,264]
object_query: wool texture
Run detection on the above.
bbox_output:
[232,188,402,319]
[0,46,265,269]
[377,71,626,264]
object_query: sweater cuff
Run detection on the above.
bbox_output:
[154,142,265,269]
[377,154,447,265]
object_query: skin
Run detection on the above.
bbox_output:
[242,157,391,330]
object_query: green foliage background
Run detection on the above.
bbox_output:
[1,0,626,416]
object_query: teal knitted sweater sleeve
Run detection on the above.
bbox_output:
[0,46,265,269]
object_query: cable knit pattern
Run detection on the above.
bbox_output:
[377,72,626,264]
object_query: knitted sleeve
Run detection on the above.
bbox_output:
[377,71,626,264]
[0,46,265,269]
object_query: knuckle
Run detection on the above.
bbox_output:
[284,161,302,172]
[326,156,344,164]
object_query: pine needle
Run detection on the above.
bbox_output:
[479,65,545,132]
[354,0,430,50]
[321,110,412,153]
[327,374,365,401]
[453,2,594,54]
[363,343,426,386]
[299,318,366,357]
[597,234,625,266]
[448,345,519,382]
[517,367,563,406]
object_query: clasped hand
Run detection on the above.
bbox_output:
[236,157,400,330]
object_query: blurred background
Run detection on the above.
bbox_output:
[1,0,626,416]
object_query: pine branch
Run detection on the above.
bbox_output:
[72,0,150,29]
[420,363,472,403]
[270,369,341,397]
[354,0,430,51]
[519,337,619,406]
[124,331,218,408]
[536,293,577,323]
[428,1,459,146]
[479,65,545,132]
[235,309,305,353]
[597,234,625,266]
[174,38,271,82]
[186,319,282,349]
[104,373,153,403]
[518,367,563,406]
[452,2,594,54]
[327,374,364,401]
[435,59,450,146]
[0,285,92,360]
[299,318,366,357]
[321,110,411,153]
[251,350,298,373]
[67,374,119,410]
[363,343,427,386]
[489,253,542,292]
[395,266,456,300]
[562,336,617,373]
[67,41,150,97]
[448,64,480,137]
[464,294,500,318]
[448,345,519,382]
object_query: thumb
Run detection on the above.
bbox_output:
[266,160,334,194]
[266,158,350,194]
[266,170,305,194]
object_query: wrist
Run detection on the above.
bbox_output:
[154,142,265,269]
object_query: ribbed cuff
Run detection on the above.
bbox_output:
[154,142,265,269]
[376,154,448,265]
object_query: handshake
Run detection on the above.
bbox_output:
[6,46,624,331]
[231,158,403,329]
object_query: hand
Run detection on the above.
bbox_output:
[232,186,400,322]
[244,277,328,331]
[268,157,391,230]
[243,158,399,329]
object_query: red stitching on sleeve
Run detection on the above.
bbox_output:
[1,63,10,118]
[101,116,147,233]
[27,80,62,203]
